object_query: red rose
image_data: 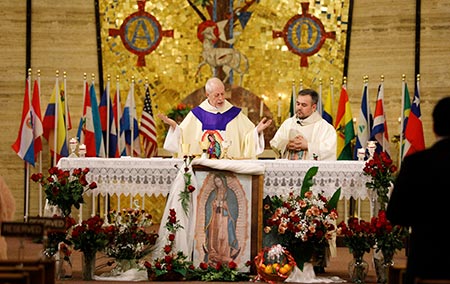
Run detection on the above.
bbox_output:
[228,261,237,269]
[164,255,173,263]
[168,234,175,241]
[164,245,172,254]
[199,262,208,270]
[187,185,195,192]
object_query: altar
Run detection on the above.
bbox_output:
[57,157,370,223]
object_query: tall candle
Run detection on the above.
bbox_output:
[260,99,263,118]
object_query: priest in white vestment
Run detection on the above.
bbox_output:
[158,77,272,159]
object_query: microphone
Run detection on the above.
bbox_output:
[296,118,303,125]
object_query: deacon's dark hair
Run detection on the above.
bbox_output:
[433,96,450,137]
[298,89,319,105]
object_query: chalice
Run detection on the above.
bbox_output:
[221,140,232,159]
[199,140,210,159]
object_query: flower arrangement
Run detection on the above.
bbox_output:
[103,208,157,261]
[69,215,109,255]
[363,151,397,210]
[263,166,340,271]
[337,217,375,256]
[144,208,194,280]
[370,210,409,260]
[31,167,97,217]
[254,244,295,283]
[177,155,196,215]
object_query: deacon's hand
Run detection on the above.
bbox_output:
[287,135,308,151]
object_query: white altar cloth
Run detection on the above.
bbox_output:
[57,157,369,200]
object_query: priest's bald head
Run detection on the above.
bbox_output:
[205,77,226,110]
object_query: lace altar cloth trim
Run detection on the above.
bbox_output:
[57,158,370,200]
[57,157,181,197]
[253,160,369,200]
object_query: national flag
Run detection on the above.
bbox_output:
[76,80,88,145]
[403,77,425,157]
[99,82,118,157]
[77,82,105,157]
[322,85,333,125]
[89,83,106,157]
[371,82,390,156]
[354,81,373,159]
[42,79,69,164]
[399,80,411,160]
[59,80,72,130]
[334,84,355,160]
[12,77,35,165]
[140,85,158,158]
[31,79,43,156]
[121,84,140,157]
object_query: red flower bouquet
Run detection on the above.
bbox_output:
[363,152,397,210]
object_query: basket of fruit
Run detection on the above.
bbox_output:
[254,244,296,283]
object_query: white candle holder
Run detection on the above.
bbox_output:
[367,141,377,160]
[69,138,78,158]
[78,144,86,158]
[357,148,366,161]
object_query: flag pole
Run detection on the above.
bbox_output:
[318,78,323,116]
[330,77,335,120]
[37,69,43,216]
[380,75,386,151]
[63,71,69,152]
[116,75,122,156]
[24,68,32,221]
[290,79,295,118]
[53,70,59,166]
[399,74,406,163]
[364,75,370,131]
[130,76,135,157]
[80,73,87,144]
